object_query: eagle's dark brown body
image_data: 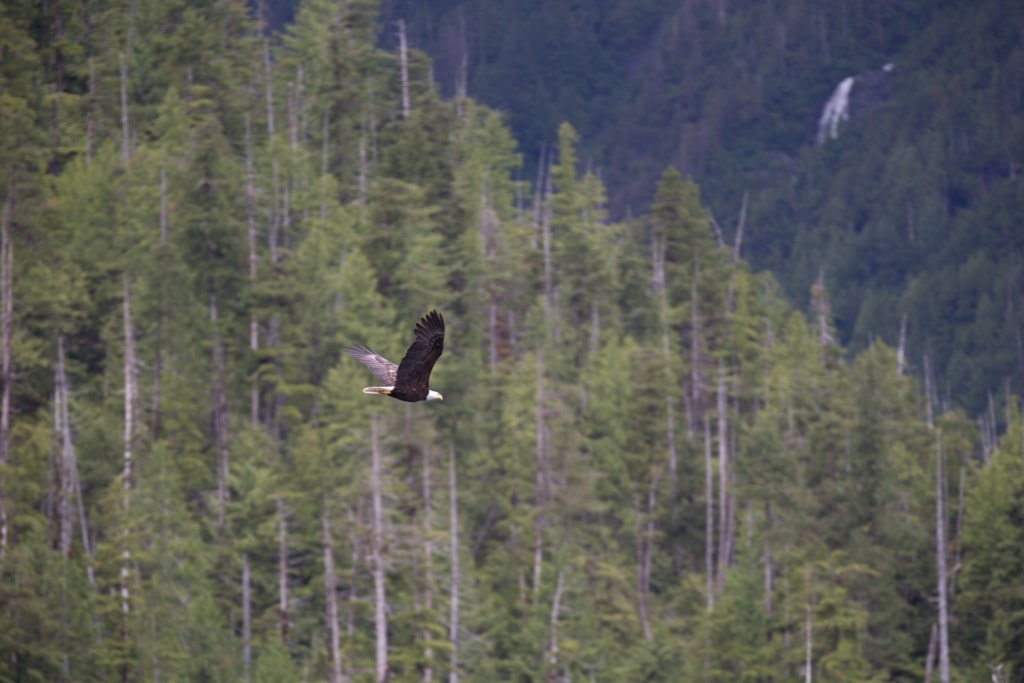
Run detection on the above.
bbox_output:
[345,310,446,403]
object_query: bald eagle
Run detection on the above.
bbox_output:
[345,310,445,402]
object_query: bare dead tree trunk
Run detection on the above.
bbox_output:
[541,177,554,329]
[0,197,12,557]
[121,277,136,670]
[953,465,964,598]
[689,265,701,436]
[924,621,937,683]
[323,510,343,683]
[245,115,259,427]
[211,296,229,532]
[242,553,252,683]
[704,415,714,612]
[56,340,73,555]
[371,415,388,683]
[119,53,131,162]
[652,238,679,505]
[532,349,547,604]
[804,599,813,683]
[398,20,410,119]
[716,363,730,587]
[531,146,546,248]
[448,443,459,683]
[264,38,275,138]
[278,497,289,643]
[419,444,434,681]
[53,342,98,588]
[546,568,566,681]
[935,432,950,683]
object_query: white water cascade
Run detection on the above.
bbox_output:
[816,76,855,145]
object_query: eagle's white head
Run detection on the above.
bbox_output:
[426,389,444,402]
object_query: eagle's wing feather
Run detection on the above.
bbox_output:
[345,345,398,385]
[395,310,445,394]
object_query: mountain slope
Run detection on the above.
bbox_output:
[377,0,1024,413]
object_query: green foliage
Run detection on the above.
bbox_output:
[956,402,1024,679]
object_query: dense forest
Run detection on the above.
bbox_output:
[1,1,1023,682]
[379,0,1024,414]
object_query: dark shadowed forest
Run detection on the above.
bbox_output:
[0,1,1022,682]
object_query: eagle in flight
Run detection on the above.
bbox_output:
[345,310,445,402]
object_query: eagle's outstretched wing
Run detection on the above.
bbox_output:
[344,345,398,385]
[394,310,445,394]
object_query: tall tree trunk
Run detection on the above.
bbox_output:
[121,278,136,617]
[56,339,73,555]
[531,146,546,247]
[953,465,965,598]
[371,415,388,683]
[398,20,410,119]
[532,349,547,604]
[652,239,679,511]
[419,442,434,682]
[546,569,566,682]
[541,173,554,329]
[56,339,98,585]
[935,432,950,683]
[120,279,136,683]
[448,443,459,683]
[211,296,229,532]
[704,415,714,612]
[924,621,937,683]
[323,510,343,683]
[119,53,131,162]
[278,497,289,642]
[264,38,275,138]
[689,265,701,436]
[804,600,813,683]
[245,115,259,427]
[716,363,730,587]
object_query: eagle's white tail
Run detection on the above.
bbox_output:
[362,386,393,395]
